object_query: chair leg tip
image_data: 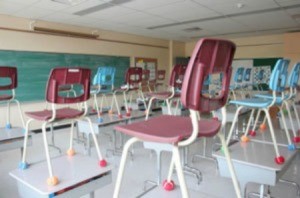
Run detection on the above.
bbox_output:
[99,159,107,167]
[293,136,300,143]
[97,118,104,123]
[275,156,285,164]
[126,112,131,117]
[18,162,29,170]
[118,114,123,119]
[163,180,175,191]
[288,144,296,151]
[67,149,76,156]
[47,176,59,186]
[259,124,267,130]
[241,135,250,142]
[249,130,256,137]
[6,123,12,129]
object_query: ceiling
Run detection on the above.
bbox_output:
[1,0,300,41]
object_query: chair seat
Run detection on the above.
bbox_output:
[26,107,84,121]
[114,115,221,144]
[0,94,13,101]
[255,93,288,104]
[229,98,272,108]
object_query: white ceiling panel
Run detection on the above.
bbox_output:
[85,5,136,19]
[120,0,186,10]
[232,10,299,30]
[14,6,55,19]
[1,0,300,41]
[145,1,219,22]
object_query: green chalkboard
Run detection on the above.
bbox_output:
[0,50,130,102]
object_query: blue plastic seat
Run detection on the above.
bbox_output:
[90,66,116,122]
[226,59,293,165]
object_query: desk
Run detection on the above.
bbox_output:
[0,127,31,153]
[213,141,298,197]
[10,154,112,198]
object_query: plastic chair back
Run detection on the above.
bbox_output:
[46,68,91,104]
[142,69,150,86]
[287,62,300,88]
[0,66,17,90]
[181,38,236,113]
[125,67,143,87]
[157,70,166,81]
[243,68,251,82]
[234,67,244,83]
[169,64,187,89]
[269,59,289,92]
[92,66,116,88]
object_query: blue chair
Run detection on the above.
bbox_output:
[91,66,116,122]
[254,62,300,143]
[226,59,292,164]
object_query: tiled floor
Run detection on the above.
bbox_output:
[1,116,300,198]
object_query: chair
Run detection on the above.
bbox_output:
[109,67,144,118]
[0,66,25,129]
[145,64,187,119]
[113,38,241,198]
[226,59,292,165]
[19,68,107,186]
[152,69,166,91]
[90,66,116,122]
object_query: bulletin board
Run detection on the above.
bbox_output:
[135,57,157,80]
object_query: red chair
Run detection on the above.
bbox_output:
[145,64,187,119]
[109,67,145,117]
[113,38,241,198]
[153,69,166,91]
[19,68,107,186]
[0,66,25,129]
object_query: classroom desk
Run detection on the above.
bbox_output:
[0,127,31,154]
[10,154,112,198]
[77,110,149,155]
[213,141,298,197]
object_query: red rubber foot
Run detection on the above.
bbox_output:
[249,130,256,137]
[212,117,218,121]
[99,159,107,167]
[99,112,103,116]
[163,180,175,191]
[126,112,131,117]
[118,114,123,118]
[260,124,267,130]
[293,136,300,143]
[91,109,96,112]
[128,108,132,111]
[275,156,285,164]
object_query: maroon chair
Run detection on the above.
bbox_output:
[0,66,25,129]
[153,69,166,91]
[145,64,187,119]
[19,68,107,186]
[113,38,241,197]
[109,67,145,117]
[141,69,150,92]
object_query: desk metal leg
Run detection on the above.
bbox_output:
[89,191,95,198]
[48,124,62,154]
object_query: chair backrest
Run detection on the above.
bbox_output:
[287,62,300,88]
[269,59,289,92]
[169,64,187,89]
[141,69,150,86]
[46,68,90,104]
[0,66,17,90]
[92,66,116,88]
[234,67,244,83]
[156,70,166,81]
[181,38,236,113]
[125,67,143,87]
[243,68,251,82]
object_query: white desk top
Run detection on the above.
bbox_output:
[0,127,26,142]
[213,141,298,171]
[10,154,112,195]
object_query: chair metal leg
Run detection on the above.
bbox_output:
[14,99,25,128]
[6,101,11,128]
[218,133,242,198]
[67,121,75,155]
[278,106,293,148]
[252,109,262,132]
[113,137,139,198]
[19,119,33,169]
[244,109,255,136]
[145,97,155,120]
[226,106,244,145]
[284,101,297,138]
[263,108,284,164]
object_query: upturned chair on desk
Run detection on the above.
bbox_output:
[90,66,116,122]
[226,59,292,165]
[19,68,107,186]
[0,66,25,129]
[113,38,241,198]
[145,64,187,119]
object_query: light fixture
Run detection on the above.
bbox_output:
[51,0,88,6]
